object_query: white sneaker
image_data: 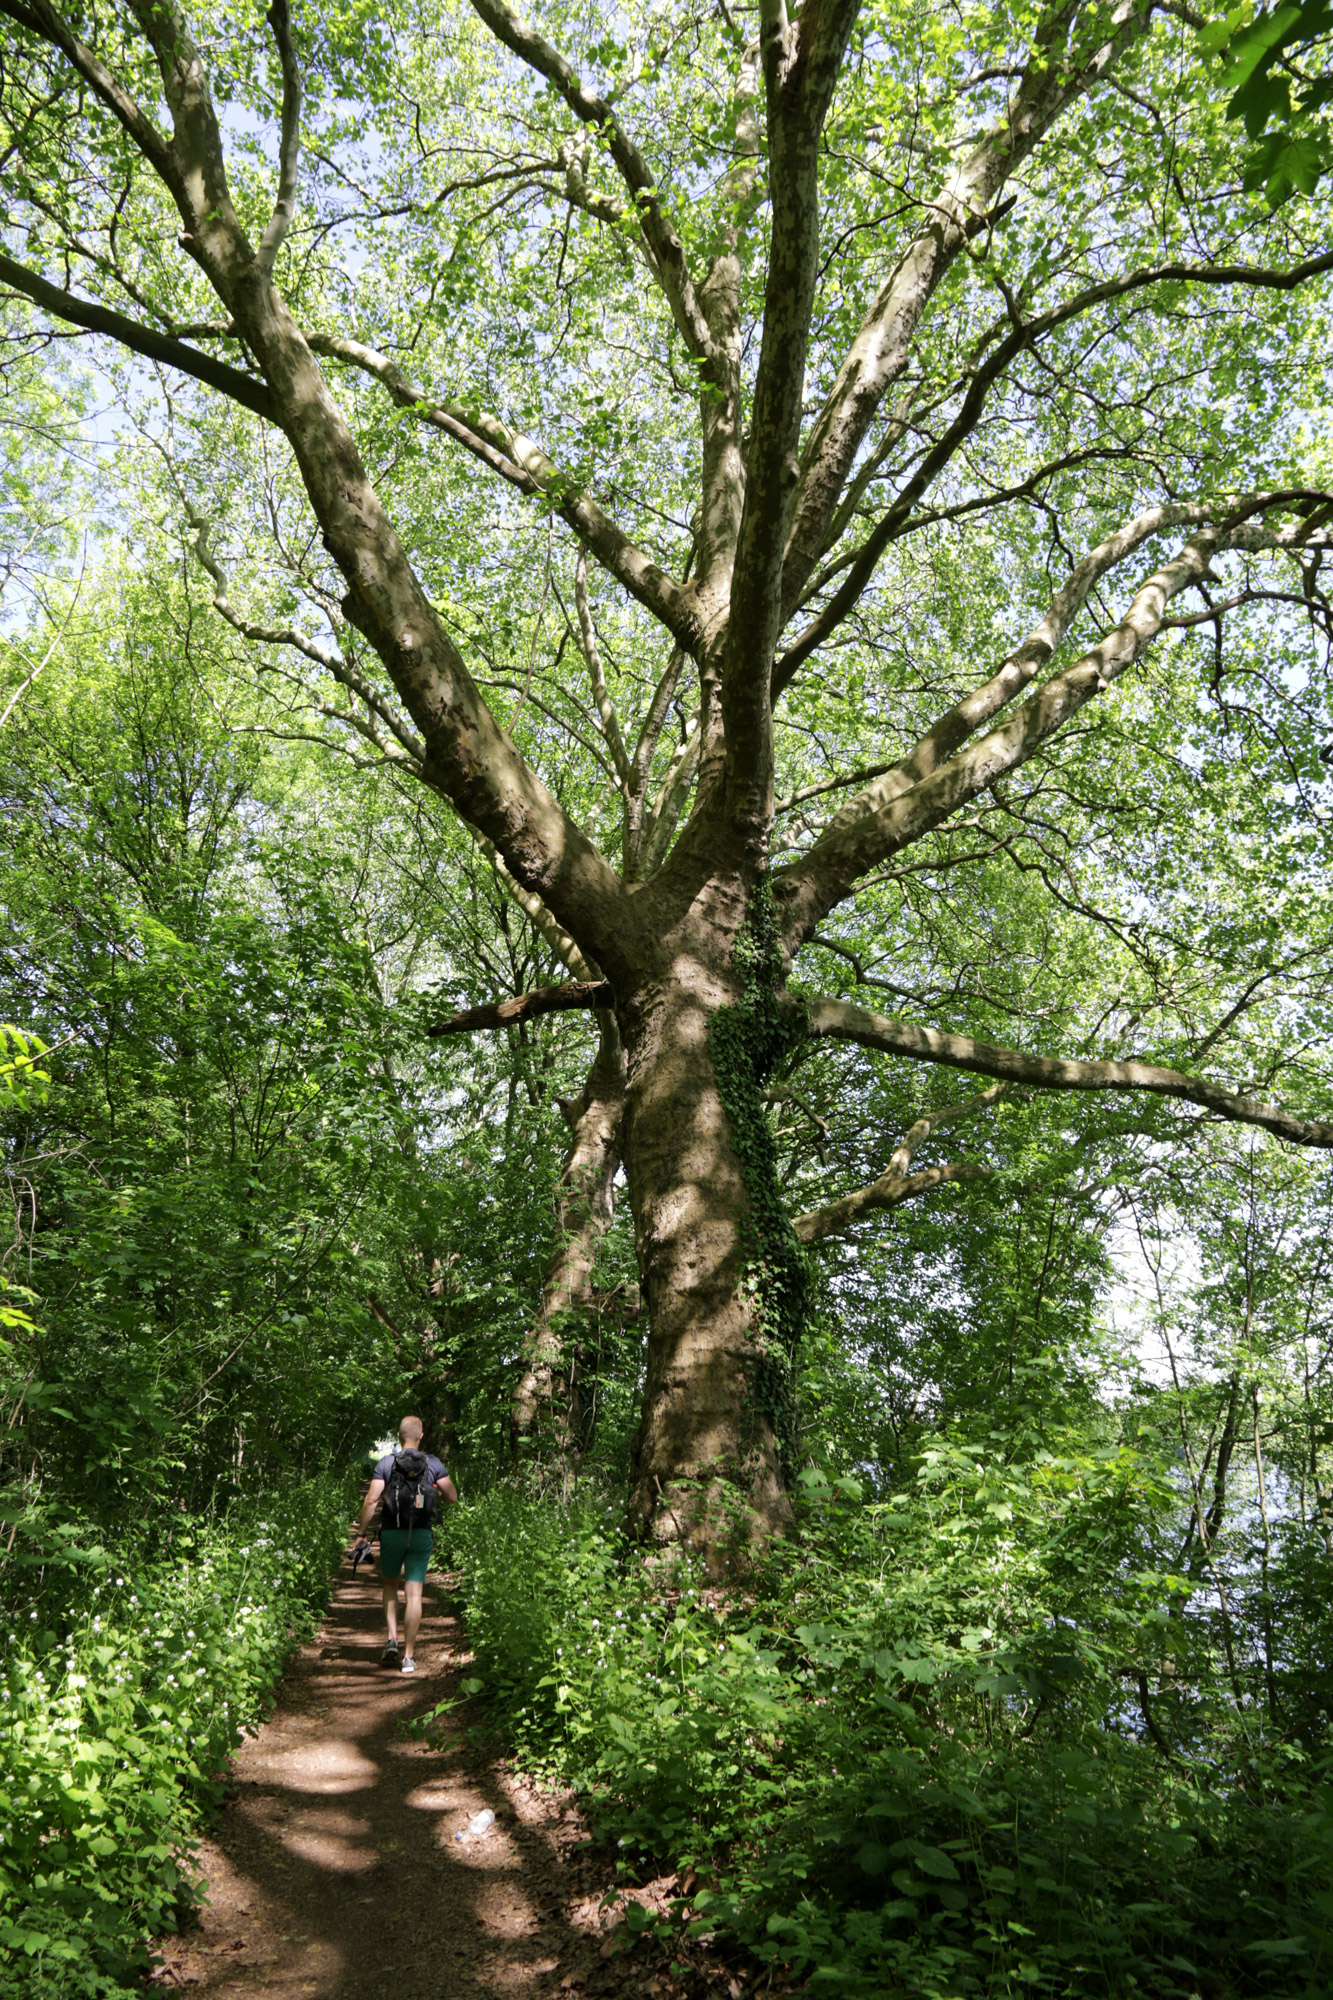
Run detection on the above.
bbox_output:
[400,1655,417,1675]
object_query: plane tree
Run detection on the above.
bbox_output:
[2,0,1331,1553]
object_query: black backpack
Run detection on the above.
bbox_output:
[382,1448,438,1531]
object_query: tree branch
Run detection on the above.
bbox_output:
[885,1082,1010,1175]
[782,0,1150,608]
[638,720,701,876]
[254,0,301,276]
[185,508,428,767]
[468,0,714,360]
[628,643,687,797]
[775,503,1330,946]
[791,1082,1005,1241]
[428,979,612,1036]
[0,0,181,196]
[0,251,276,420]
[123,0,257,284]
[692,36,762,614]
[785,501,1214,833]
[471,835,601,983]
[716,0,862,843]
[776,757,899,816]
[306,330,690,643]
[54,1,641,979]
[792,1160,988,1242]
[778,249,1333,679]
[573,550,632,786]
[803,996,1333,1149]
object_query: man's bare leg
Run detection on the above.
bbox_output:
[402,1580,424,1663]
[382,1576,401,1647]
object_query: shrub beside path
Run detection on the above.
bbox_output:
[149,1550,693,2000]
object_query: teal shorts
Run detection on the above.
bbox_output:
[378,1527,432,1584]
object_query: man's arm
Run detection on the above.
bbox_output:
[357,1477,386,1539]
[437,1475,459,1506]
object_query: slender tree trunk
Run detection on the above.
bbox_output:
[618,905,794,1564]
[509,1011,626,1461]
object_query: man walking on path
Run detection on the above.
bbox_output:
[353,1416,457,1674]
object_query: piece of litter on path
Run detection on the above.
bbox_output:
[455,1807,496,1840]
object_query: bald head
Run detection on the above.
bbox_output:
[399,1414,424,1445]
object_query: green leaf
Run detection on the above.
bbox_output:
[910,1845,960,1881]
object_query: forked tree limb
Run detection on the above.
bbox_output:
[306,331,691,644]
[782,0,1150,608]
[429,975,1333,1151]
[0,0,180,191]
[428,980,611,1036]
[52,0,638,978]
[468,0,714,361]
[781,499,1216,815]
[775,528,1223,943]
[184,507,431,768]
[804,996,1333,1149]
[778,252,1333,680]
[0,251,277,420]
[793,1161,989,1243]
[792,1082,1006,1242]
[9,6,631,968]
[774,507,1332,950]
[182,491,598,979]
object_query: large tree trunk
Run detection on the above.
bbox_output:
[620,901,794,1564]
[509,1011,626,1463]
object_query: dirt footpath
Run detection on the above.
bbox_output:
[151,1555,713,2000]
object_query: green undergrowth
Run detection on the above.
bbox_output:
[0,1480,351,1998]
[439,1454,1333,1999]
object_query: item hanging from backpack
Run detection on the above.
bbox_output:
[381,1448,438,1537]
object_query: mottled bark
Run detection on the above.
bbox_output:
[805,996,1333,1149]
[618,890,793,1564]
[509,1013,626,1459]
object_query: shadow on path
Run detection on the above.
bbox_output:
[152,1550,629,2000]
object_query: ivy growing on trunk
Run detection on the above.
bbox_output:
[708,883,810,1480]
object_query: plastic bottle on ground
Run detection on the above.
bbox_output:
[455,1808,495,1841]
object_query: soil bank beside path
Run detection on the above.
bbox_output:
[151,1551,733,2000]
